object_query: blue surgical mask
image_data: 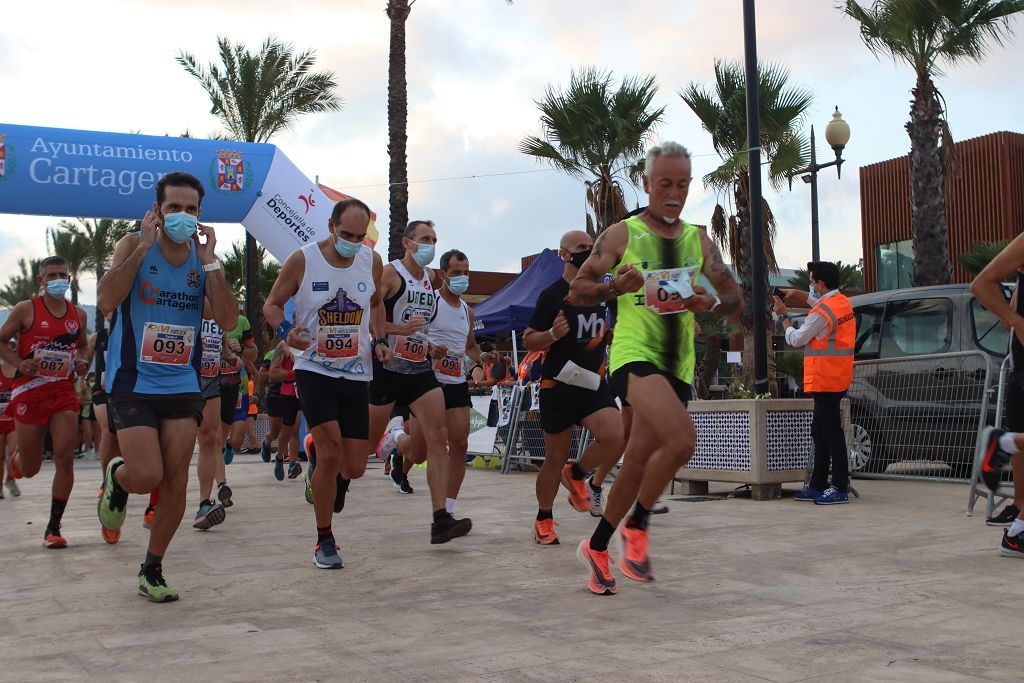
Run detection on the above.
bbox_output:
[163,211,197,243]
[447,275,469,295]
[809,285,816,298]
[334,236,361,259]
[46,279,70,298]
[412,242,435,267]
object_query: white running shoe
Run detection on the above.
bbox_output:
[587,478,604,517]
[651,499,669,514]
[377,417,405,461]
[4,479,19,497]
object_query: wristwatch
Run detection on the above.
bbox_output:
[711,294,722,312]
[202,260,223,272]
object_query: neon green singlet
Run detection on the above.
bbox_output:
[609,216,703,384]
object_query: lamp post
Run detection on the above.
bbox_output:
[791,107,851,262]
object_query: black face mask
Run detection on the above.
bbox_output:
[569,249,592,269]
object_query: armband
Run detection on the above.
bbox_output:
[277,320,294,341]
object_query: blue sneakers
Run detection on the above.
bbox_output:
[814,486,850,505]
[273,457,285,481]
[223,444,234,465]
[794,485,821,502]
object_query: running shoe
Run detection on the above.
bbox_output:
[143,505,156,529]
[223,444,234,465]
[43,527,68,549]
[287,461,302,480]
[987,504,1021,527]
[794,485,822,502]
[533,518,560,545]
[5,479,19,497]
[261,440,272,463]
[981,427,1013,492]
[333,474,349,513]
[814,486,849,505]
[314,537,344,569]
[651,500,669,514]
[9,455,22,479]
[303,474,314,504]
[587,479,604,517]
[384,459,391,477]
[397,477,414,495]
[377,418,404,461]
[217,482,233,509]
[273,456,285,482]
[192,500,226,530]
[102,527,121,544]
[576,538,616,595]
[560,464,591,513]
[97,457,128,532]
[0,485,3,499]
[430,514,472,544]
[138,564,179,602]
[1001,529,1024,558]
[617,523,654,582]
[390,453,404,487]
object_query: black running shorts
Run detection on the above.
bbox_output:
[200,375,221,401]
[539,381,618,434]
[369,367,440,408]
[108,393,204,431]
[610,361,691,409]
[295,369,369,439]
[441,382,472,411]
[219,382,240,425]
[268,394,301,426]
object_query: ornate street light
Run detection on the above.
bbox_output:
[791,107,852,262]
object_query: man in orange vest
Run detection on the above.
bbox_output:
[775,261,855,505]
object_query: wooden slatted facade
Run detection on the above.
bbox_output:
[860,131,1024,291]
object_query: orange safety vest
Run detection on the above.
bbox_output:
[803,293,855,393]
[518,350,544,381]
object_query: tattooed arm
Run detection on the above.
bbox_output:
[699,228,743,317]
[567,223,641,306]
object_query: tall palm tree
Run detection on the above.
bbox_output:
[843,0,1024,287]
[46,227,90,306]
[958,239,1013,277]
[519,68,666,235]
[787,260,865,292]
[59,218,133,330]
[681,60,812,333]
[220,240,282,302]
[177,35,342,341]
[0,258,42,308]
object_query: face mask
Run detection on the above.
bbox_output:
[411,242,435,267]
[334,236,361,259]
[46,279,70,298]
[809,284,817,298]
[569,249,592,269]
[447,275,469,295]
[163,212,197,243]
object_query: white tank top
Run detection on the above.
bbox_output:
[293,242,375,382]
[384,259,437,375]
[429,296,470,385]
[199,317,223,379]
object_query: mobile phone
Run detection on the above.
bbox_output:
[772,287,784,299]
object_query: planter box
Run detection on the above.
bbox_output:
[677,398,851,500]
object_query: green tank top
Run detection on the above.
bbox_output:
[609,216,704,384]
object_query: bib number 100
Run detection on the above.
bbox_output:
[395,335,427,362]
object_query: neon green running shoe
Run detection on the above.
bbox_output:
[304,474,314,505]
[138,564,179,603]
[97,457,128,532]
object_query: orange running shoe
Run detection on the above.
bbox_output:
[576,538,616,595]
[102,526,121,544]
[560,464,591,513]
[143,506,156,529]
[43,529,68,549]
[533,518,560,545]
[618,523,654,582]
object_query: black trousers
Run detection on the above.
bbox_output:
[809,391,848,492]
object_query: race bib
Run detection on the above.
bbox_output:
[200,349,220,378]
[140,323,195,365]
[317,325,359,359]
[394,334,428,363]
[434,351,463,378]
[33,348,73,379]
[644,267,696,315]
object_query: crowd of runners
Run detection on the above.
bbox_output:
[1,140,1020,603]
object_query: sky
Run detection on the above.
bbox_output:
[2,0,1024,307]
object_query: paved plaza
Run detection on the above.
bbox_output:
[1,454,1023,682]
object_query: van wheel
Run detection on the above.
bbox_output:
[849,423,874,472]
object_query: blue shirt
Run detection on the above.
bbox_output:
[106,236,206,395]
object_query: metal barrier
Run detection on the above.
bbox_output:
[499,383,589,473]
[848,351,994,482]
[966,355,1016,516]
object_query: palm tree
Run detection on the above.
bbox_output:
[177,35,342,343]
[957,239,1013,278]
[519,68,665,236]
[46,226,90,306]
[787,260,865,292]
[843,0,1024,287]
[59,218,133,330]
[681,60,812,334]
[220,240,282,302]
[0,258,42,308]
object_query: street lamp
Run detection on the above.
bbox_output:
[790,107,851,262]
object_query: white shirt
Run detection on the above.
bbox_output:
[785,289,841,348]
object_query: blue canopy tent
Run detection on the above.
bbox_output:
[472,248,564,365]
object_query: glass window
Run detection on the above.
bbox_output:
[881,298,953,357]
[971,296,1010,357]
[853,303,884,360]
[877,239,913,291]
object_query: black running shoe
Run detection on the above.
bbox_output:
[333,475,349,514]
[1001,529,1024,558]
[287,462,302,480]
[981,427,1013,492]
[390,453,404,487]
[398,477,414,495]
[430,514,472,544]
[217,482,234,509]
[987,504,1021,527]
